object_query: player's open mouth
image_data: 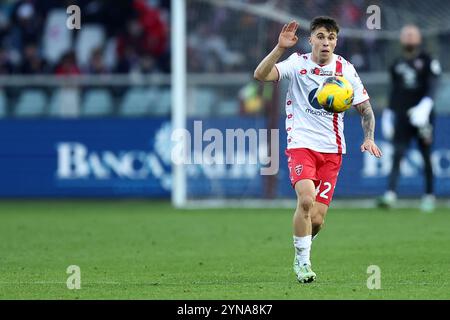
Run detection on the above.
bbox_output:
[321,50,330,53]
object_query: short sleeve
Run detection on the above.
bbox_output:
[429,58,441,77]
[345,62,370,105]
[274,53,298,81]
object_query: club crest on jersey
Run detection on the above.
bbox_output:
[299,69,307,75]
[295,164,303,176]
[311,67,333,76]
[414,58,424,70]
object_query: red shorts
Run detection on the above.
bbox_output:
[286,148,342,206]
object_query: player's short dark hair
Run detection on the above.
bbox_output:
[310,16,340,35]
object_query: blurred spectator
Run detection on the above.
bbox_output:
[133,0,168,58]
[87,47,108,74]
[0,0,446,75]
[239,81,274,115]
[115,45,139,74]
[80,0,134,38]
[0,7,11,47]
[116,18,146,61]
[0,47,14,74]
[139,54,160,73]
[188,23,244,72]
[116,0,168,73]
[338,0,363,28]
[11,1,43,50]
[54,50,81,76]
[19,42,48,74]
[0,0,172,75]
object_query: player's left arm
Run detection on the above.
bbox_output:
[408,57,441,127]
[425,58,441,98]
[355,100,382,158]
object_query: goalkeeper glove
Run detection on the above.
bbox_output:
[381,108,395,140]
[407,96,433,128]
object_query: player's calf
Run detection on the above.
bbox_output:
[311,215,324,237]
[311,202,329,238]
[293,194,315,238]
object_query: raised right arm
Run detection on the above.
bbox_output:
[253,21,299,82]
[253,46,286,82]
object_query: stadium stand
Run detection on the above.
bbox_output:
[14,89,47,117]
[0,0,448,119]
[81,88,113,117]
[119,87,151,117]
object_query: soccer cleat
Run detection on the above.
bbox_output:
[377,190,397,209]
[294,258,316,283]
[421,194,435,213]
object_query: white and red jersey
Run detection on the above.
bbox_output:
[275,52,369,154]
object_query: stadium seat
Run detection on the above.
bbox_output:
[191,88,215,116]
[75,24,106,67]
[49,88,81,118]
[103,38,117,71]
[216,99,239,116]
[82,89,113,116]
[435,84,450,113]
[119,88,152,116]
[15,90,47,117]
[0,90,7,118]
[43,9,72,65]
[150,88,171,116]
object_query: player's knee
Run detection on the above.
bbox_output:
[298,195,314,213]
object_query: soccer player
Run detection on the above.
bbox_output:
[379,24,441,212]
[254,17,382,283]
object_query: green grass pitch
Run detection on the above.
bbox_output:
[0,200,449,299]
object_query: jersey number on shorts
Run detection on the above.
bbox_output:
[319,182,332,199]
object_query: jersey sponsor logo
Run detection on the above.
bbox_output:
[308,88,322,109]
[311,68,333,76]
[395,63,418,89]
[305,108,333,116]
[306,88,336,116]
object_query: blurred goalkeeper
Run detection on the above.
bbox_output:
[379,24,441,212]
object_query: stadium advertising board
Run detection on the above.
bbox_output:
[0,116,449,197]
[0,119,170,197]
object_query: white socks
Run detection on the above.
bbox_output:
[293,235,312,266]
